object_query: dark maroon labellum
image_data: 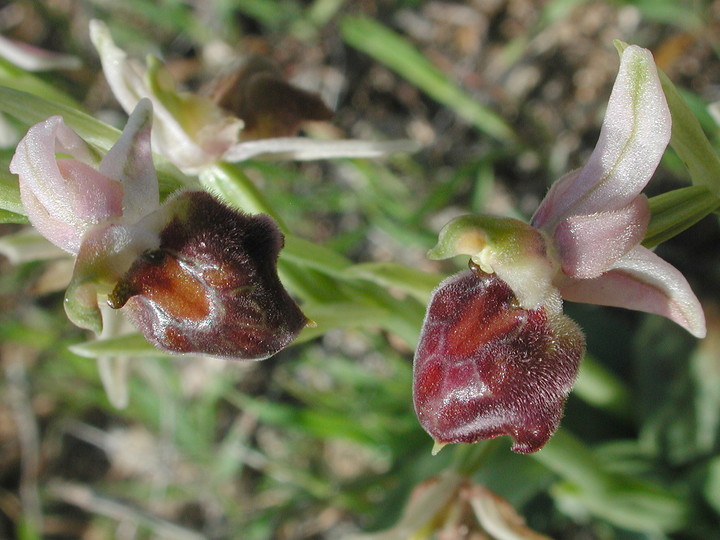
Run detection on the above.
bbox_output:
[108,191,308,360]
[413,268,585,453]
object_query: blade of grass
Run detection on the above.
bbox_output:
[644,185,720,248]
[0,209,27,224]
[0,57,80,108]
[536,429,688,532]
[342,262,442,303]
[341,16,516,144]
[69,333,169,359]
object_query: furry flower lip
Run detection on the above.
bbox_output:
[413,265,584,454]
[107,191,309,360]
[413,45,706,454]
[10,98,308,360]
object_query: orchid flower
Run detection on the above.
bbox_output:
[413,45,706,454]
[89,20,417,174]
[10,98,308,366]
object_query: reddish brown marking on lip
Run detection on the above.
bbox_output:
[445,295,521,360]
[142,256,210,321]
[162,325,194,353]
[202,265,248,290]
[110,192,308,359]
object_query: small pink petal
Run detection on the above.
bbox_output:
[99,99,159,219]
[18,187,82,254]
[10,117,123,253]
[555,195,650,279]
[559,246,706,338]
[533,46,670,231]
[57,159,124,224]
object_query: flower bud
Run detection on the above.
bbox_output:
[107,191,308,360]
[413,266,585,453]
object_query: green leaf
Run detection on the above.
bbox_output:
[283,235,352,275]
[626,0,704,29]
[0,167,24,216]
[0,208,27,224]
[341,16,516,143]
[228,391,382,447]
[644,185,720,248]
[233,0,304,29]
[536,429,688,532]
[69,333,168,359]
[573,354,632,419]
[659,70,720,197]
[342,262,442,302]
[0,56,80,108]
[296,302,394,343]
[199,162,284,223]
[0,86,119,148]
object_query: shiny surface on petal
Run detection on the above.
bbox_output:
[559,245,706,338]
[111,192,308,359]
[108,250,211,320]
[532,46,670,231]
[554,195,650,279]
[413,270,584,453]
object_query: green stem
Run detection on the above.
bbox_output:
[452,439,501,477]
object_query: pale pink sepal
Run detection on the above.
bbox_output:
[223,136,420,162]
[99,98,159,220]
[9,117,124,254]
[532,45,670,231]
[554,195,650,279]
[559,245,706,338]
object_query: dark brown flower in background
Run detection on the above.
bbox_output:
[205,55,334,140]
[108,191,309,359]
[413,267,585,453]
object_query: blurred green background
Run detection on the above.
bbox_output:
[1,0,720,538]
